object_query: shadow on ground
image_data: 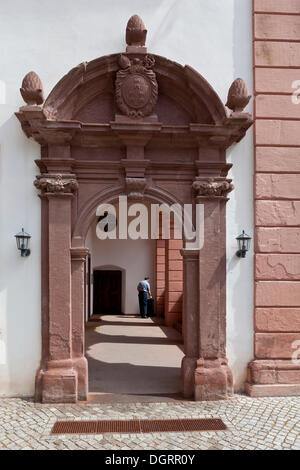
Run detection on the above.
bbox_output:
[85,315,184,401]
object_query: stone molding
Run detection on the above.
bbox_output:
[246,359,300,397]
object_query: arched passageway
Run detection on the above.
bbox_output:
[84,199,185,400]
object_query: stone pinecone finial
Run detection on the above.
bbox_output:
[225,78,251,113]
[20,71,44,106]
[126,14,147,46]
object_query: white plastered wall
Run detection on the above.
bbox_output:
[0,0,253,395]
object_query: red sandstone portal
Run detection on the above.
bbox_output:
[16,15,252,403]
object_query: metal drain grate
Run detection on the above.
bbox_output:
[52,420,98,435]
[97,420,141,434]
[51,418,226,434]
[140,419,185,433]
[180,418,227,431]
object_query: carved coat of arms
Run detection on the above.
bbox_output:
[115,54,158,118]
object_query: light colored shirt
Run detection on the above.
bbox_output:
[137,280,150,292]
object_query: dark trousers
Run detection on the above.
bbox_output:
[138,291,148,317]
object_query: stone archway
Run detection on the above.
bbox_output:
[16,15,252,403]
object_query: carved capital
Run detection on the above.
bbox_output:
[70,247,89,261]
[34,174,78,194]
[180,248,199,260]
[125,177,147,199]
[192,178,234,198]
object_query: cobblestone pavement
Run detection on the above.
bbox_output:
[0,395,299,450]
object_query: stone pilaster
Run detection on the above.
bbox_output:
[180,248,199,398]
[34,174,78,403]
[182,178,234,400]
[71,247,89,401]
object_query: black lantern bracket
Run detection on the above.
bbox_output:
[15,228,31,257]
[236,230,251,258]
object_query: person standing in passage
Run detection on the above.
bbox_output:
[137,276,152,318]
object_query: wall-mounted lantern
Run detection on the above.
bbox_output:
[15,228,31,257]
[236,230,251,258]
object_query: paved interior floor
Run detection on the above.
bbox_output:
[85,315,184,402]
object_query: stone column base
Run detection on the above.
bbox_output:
[36,360,78,403]
[72,356,88,401]
[246,360,300,397]
[194,358,233,401]
[182,356,197,399]
[182,356,233,401]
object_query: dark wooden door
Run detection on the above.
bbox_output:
[93,270,122,315]
[86,255,91,320]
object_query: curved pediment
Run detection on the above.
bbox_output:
[42,54,226,126]
[16,15,252,149]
